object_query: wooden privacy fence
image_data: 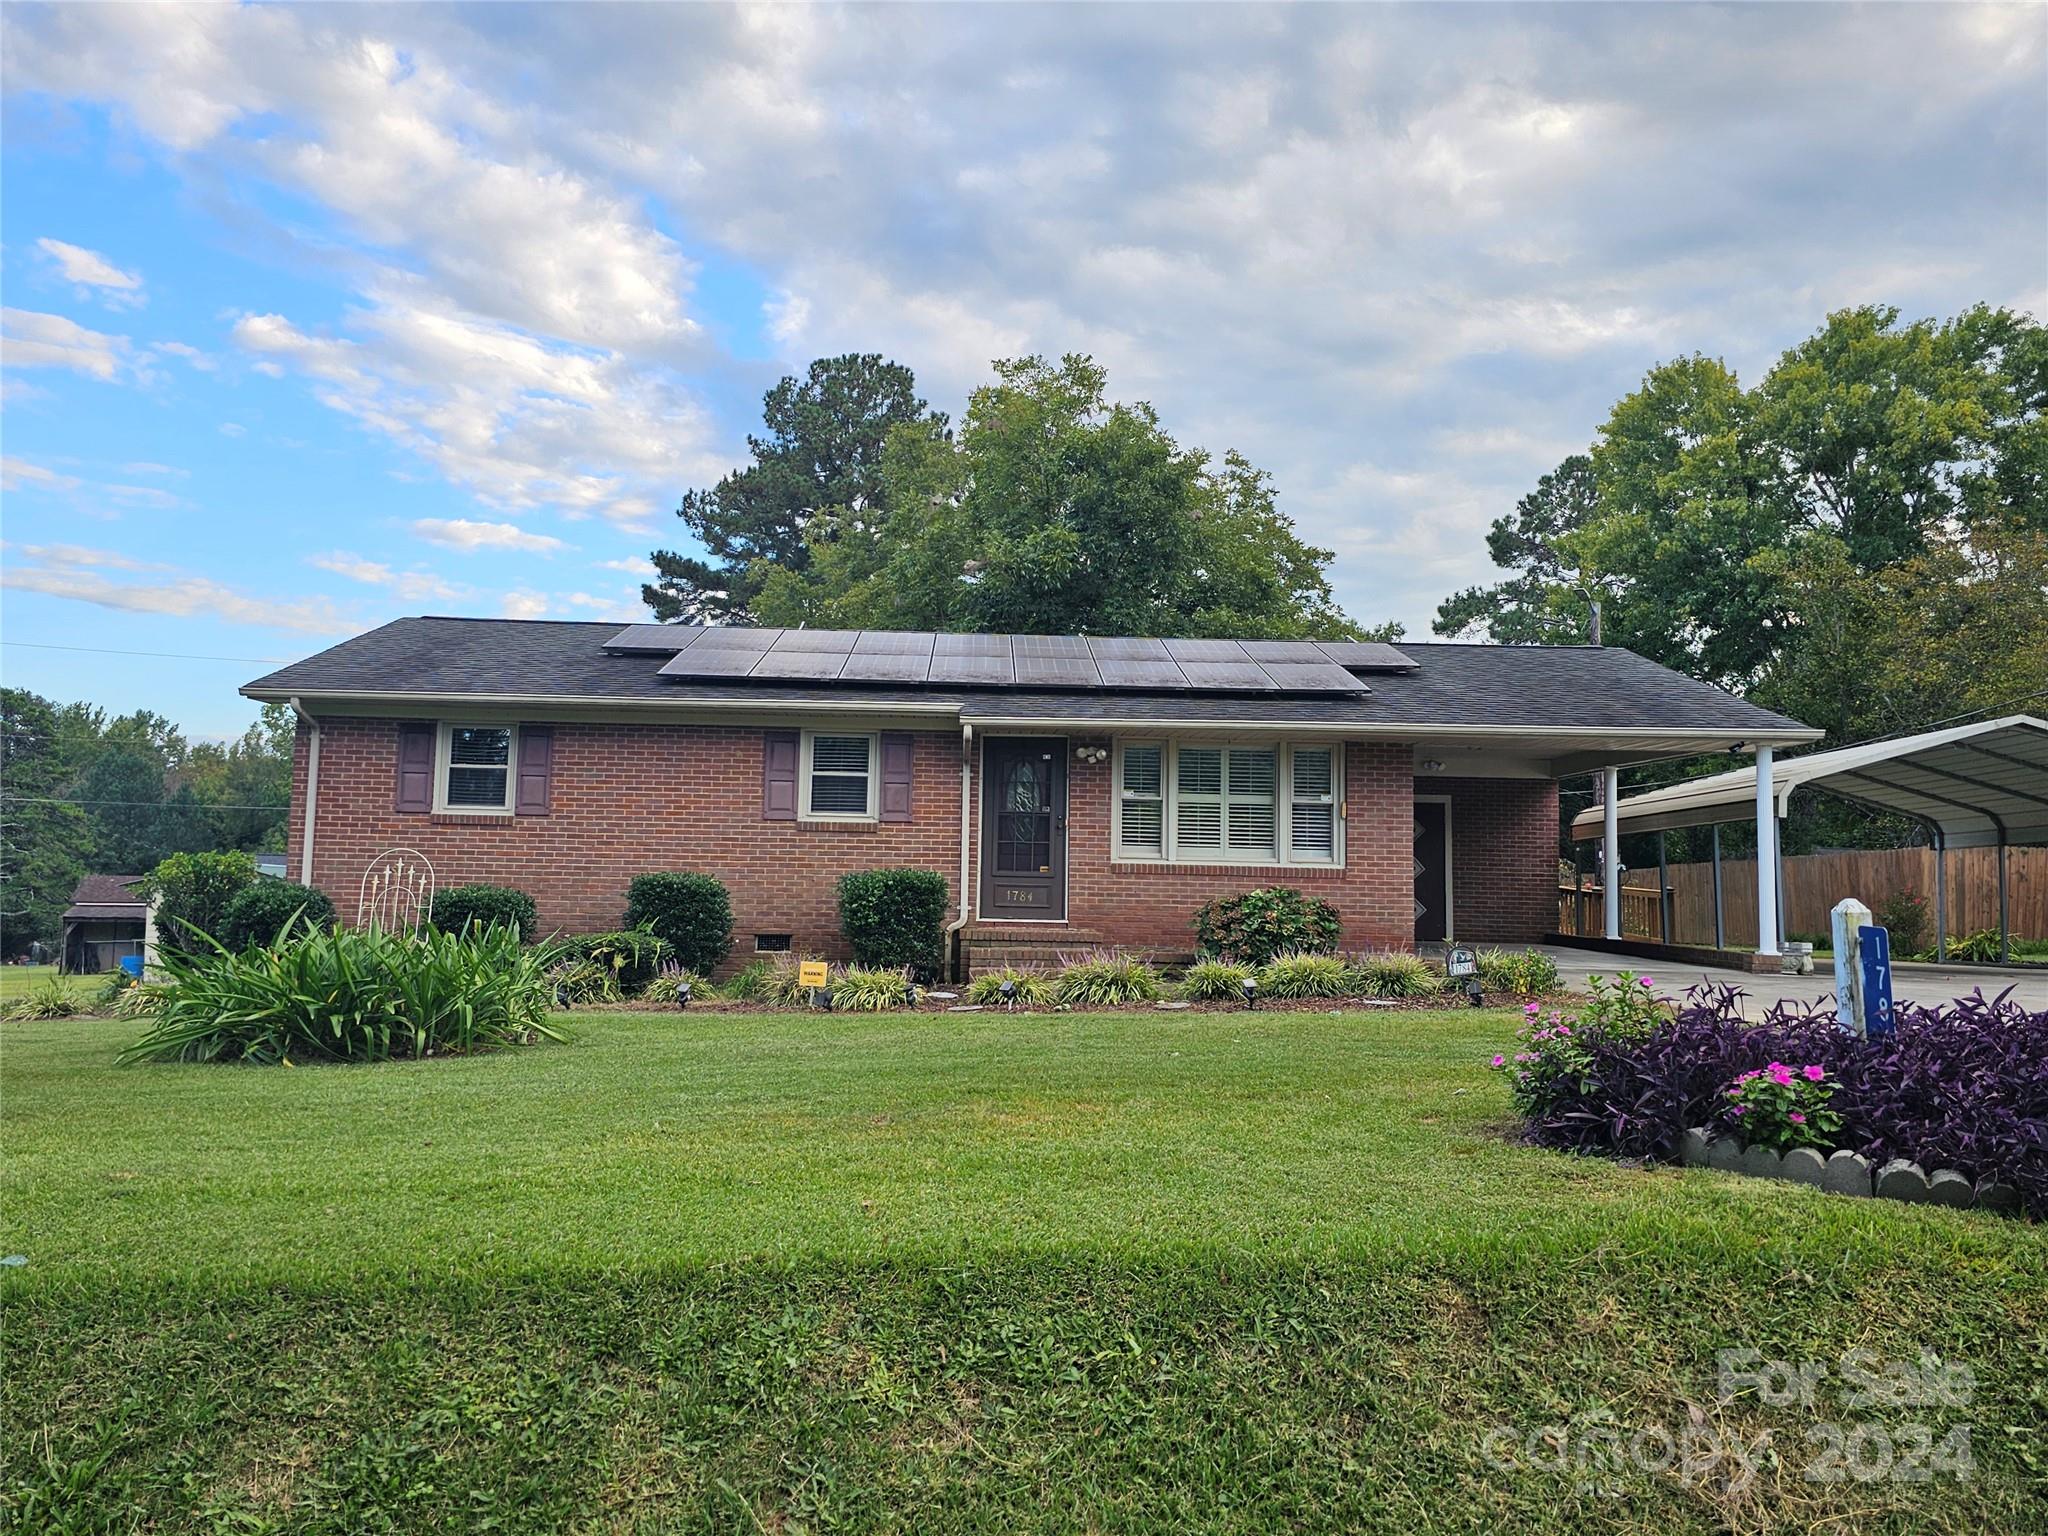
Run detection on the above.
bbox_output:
[1558,847,2046,947]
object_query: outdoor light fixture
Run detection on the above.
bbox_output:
[1420,759,1446,774]
[1000,977,1018,1007]
[1241,976,1258,1009]
[677,980,692,1009]
[1074,744,1110,765]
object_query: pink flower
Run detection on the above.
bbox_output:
[1803,1065,1825,1082]
[1492,1055,1506,1067]
[1732,1105,1748,1115]
[1790,1112,1807,1124]
[1767,1064,1794,1086]
[1557,1024,1572,1036]
[1524,1002,1542,1015]
[1639,976,1654,988]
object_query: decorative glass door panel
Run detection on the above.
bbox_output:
[981,739,1067,920]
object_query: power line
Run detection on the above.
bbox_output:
[1,641,288,664]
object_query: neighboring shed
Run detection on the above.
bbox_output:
[60,873,148,975]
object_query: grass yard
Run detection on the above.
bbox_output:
[4,1008,2043,1533]
[0,965,101,1004]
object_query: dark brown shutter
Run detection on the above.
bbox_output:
[879,732,914,823]
[395,723,434,813]
[762,729,799,821]
[515,725,553,816]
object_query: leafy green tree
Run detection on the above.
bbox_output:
[1,688,92,956]
[753,355,1384,640]
[1435,455,1601,643]
[645,354,946,624]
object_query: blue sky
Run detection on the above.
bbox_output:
[3,2,2043,739]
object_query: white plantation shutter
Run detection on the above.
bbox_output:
[445,726,512,808]
[1175,747,1223,854]
[1118,744,1164,857]
[1225,749,1278,859]
[1289,747,1336,861]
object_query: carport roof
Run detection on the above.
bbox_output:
[1570,715,2048,849]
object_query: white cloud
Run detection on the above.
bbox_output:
[596,555,657,576]
[120,461,190,478]
[152,340,217,371]
[412,517,568,555]
[35,238,145,308]
[2,547,355,633]
[307,551,463,601]
[1,455,81,493]
[1,307,138,381]
[218,422,246,437]
[499,589,549,619]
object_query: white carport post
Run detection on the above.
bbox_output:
[1602,766,1621,940]
[1754,746,1779,957]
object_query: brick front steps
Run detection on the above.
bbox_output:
[960,927,1196,977]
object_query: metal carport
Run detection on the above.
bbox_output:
[1570,715,2048,962]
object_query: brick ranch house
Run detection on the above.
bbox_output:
[243,620,1818,978]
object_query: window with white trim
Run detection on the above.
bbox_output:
[1113,740,1343,866]
[801,730,878,819]
[437,724,516,813]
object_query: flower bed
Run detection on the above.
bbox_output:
[1492,979,2047,1219]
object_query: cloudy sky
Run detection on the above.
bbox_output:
[3,3,2042,737]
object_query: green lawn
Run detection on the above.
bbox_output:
[4,1009,2042,1532]
[0,964,102,1003]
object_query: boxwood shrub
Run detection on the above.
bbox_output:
[218,879,337,951]
[430,883,539,941]
[1193,887,1340,966]
[837,868,950,976]
[624,872,733,976]
[142,850,257,955]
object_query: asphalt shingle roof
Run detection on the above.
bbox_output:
[243,617,1813,736]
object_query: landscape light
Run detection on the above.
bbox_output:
[1000,978,1018,1007]
[677,980,692,1009]
[1241,976,1258,1009]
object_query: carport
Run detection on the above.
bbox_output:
[1569,715,2048,963]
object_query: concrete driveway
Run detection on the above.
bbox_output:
[1536,944,2048,1015]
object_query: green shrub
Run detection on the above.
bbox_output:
[832,966,917,1012]
[1192,887,1340,966]
[965,967,1057,1006]
[3,976,81,1021]
[1949,929,2005,963]
[1258,951,1352,999]
[722,958,775,1002]
[1054,950,1161,1007]
[1875,888,1931,957]
[547,956,614,1006]
[430,883,539,942]
[1474,947,1561,997]
[1177,958,1255,1001]
[141,851,257,954]
[218,880,338,951]
[758,952,831,1006]
[624,873,733,976]
[118,919,561,1064]
[553,928,671,994]
[1350,950,1444,999]
[111,982,165,1020]
[837,868,951,976]
[642,968,713,1006]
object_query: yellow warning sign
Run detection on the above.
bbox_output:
[797,960,830,989]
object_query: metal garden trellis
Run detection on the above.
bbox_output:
[357,849,436,934]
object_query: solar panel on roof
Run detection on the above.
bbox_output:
[602,624,701,655]
[692,627,775,650]
[1177,660,1278,690]
[839,651,932,682]
[934,632,1011,656]
[1087,636,1170,659]
[1314,641,1417,671]
[771,628,858,653]
[658,648,761,678]
[750,650,848,680]
[1239,640,1328,663]
[927,654,1016,684]
[1259,662,1370,693]
[1014,655,1100,686]
[1014,634,1089,657]
[853,630,935,654]
[1096,658,1190,689]
[1163,637,1249,662]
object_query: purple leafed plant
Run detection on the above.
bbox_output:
[1503,984,2048,1217]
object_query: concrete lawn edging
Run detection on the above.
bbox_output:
[1675,1128,2023,1216]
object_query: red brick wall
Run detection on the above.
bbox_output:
[1429,774,1560,943]
[289,718,962,975]
[287,718,1559,970]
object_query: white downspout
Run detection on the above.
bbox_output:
[289,696,321,887]
[943,722,975,979]
[1755,745,1779,957]
[1601,765,1621,940]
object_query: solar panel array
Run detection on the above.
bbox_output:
[611,627,1412,694]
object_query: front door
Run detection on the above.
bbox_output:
[981,737,1066,921]
[1414,798,1451,942]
